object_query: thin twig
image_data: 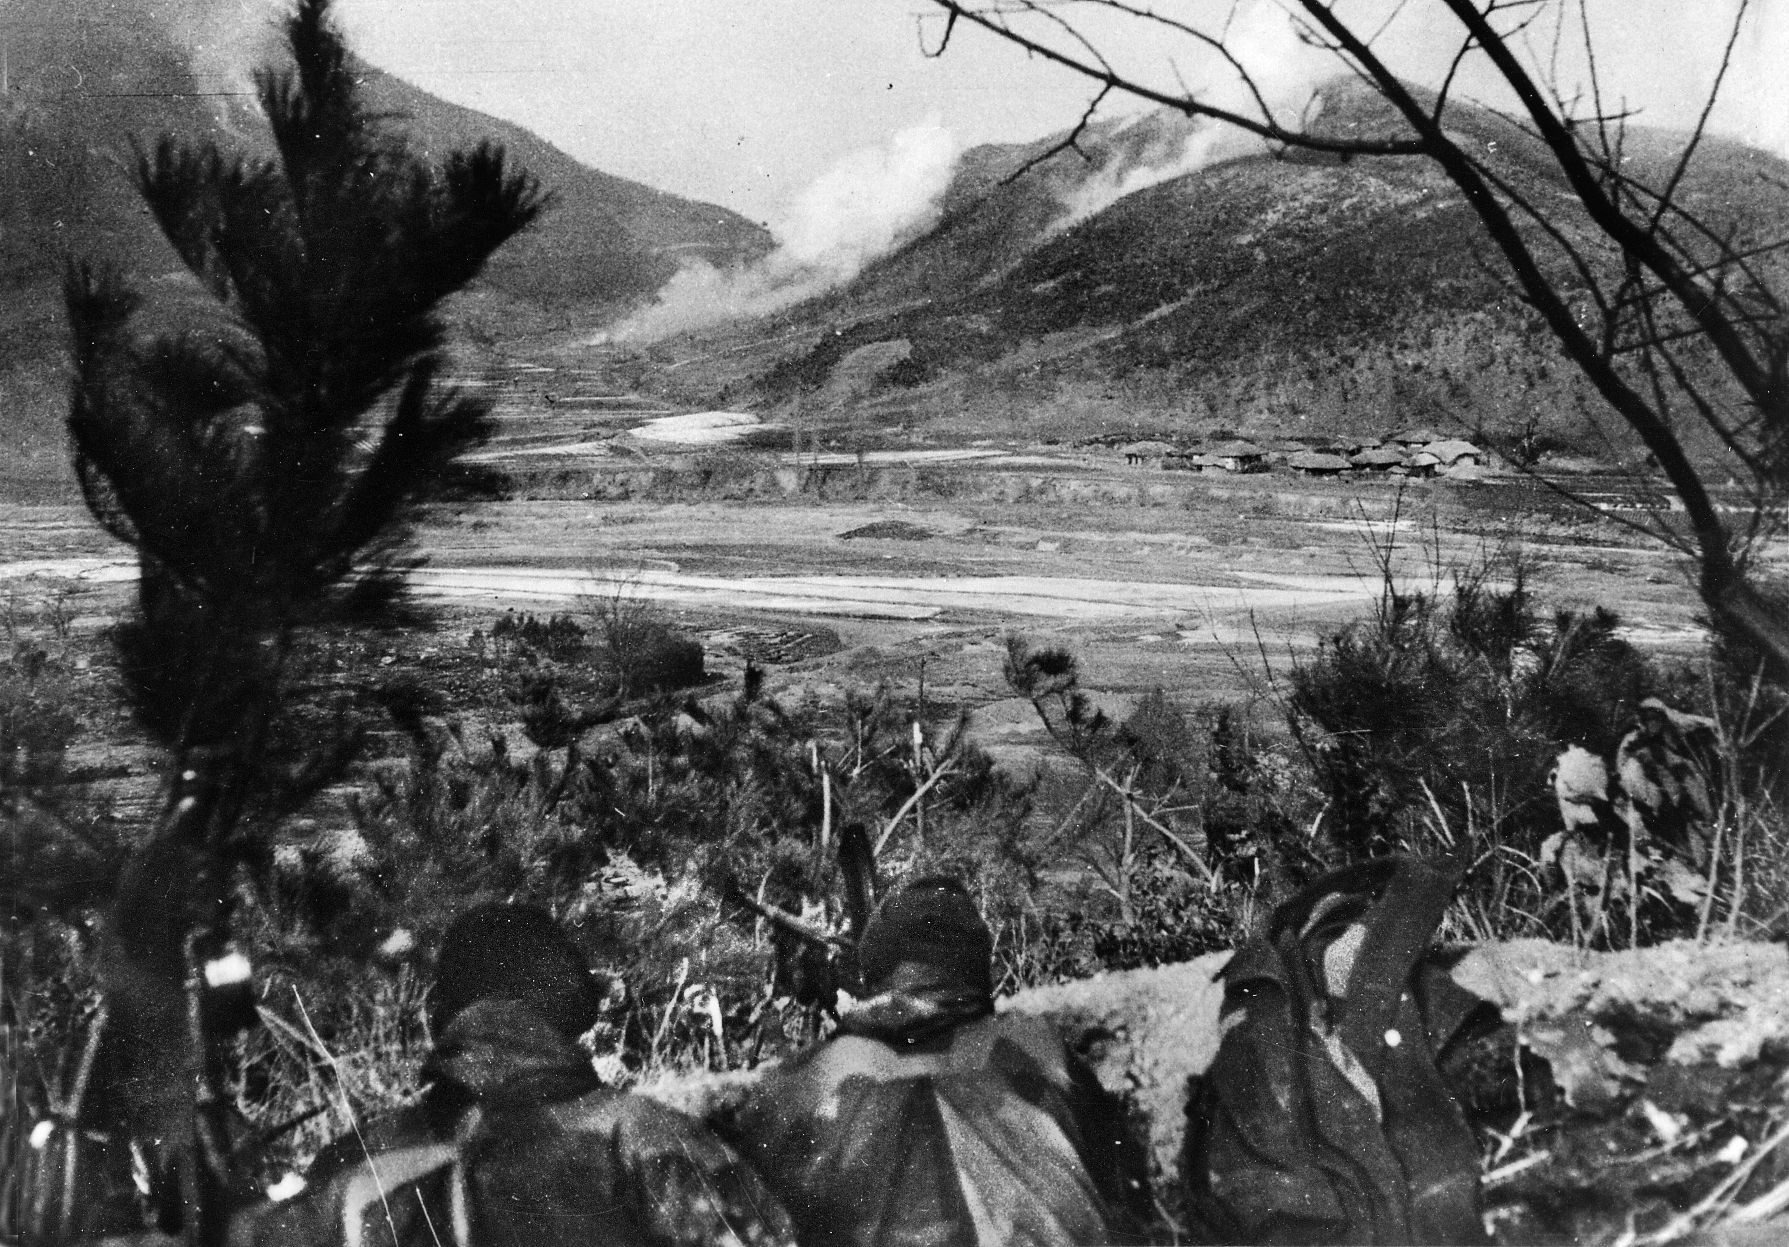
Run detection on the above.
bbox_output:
[1637,1117,1789,1243]
[722,877,852,949]
[875,758,959,856]
[1002,83,1111,186]
[1092,765,1217,886]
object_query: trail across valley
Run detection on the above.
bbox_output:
[0,554,1386,632]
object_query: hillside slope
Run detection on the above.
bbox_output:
[648,80,1787,462]
[0,0,770,491]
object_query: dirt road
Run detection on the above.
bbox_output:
[0,554,1385,630]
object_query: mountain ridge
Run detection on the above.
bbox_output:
[0,0,771,488]
[638,77,1789,465]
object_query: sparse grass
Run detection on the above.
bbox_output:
[237,966,431,1176]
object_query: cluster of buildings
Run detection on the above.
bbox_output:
[1117,427,1490,478]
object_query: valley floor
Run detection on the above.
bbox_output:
[0,414,1734,717]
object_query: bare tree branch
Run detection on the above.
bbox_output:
[1002,83,1111,185]
[723,877,854,950]
[927,0,1430,156]
[927,0,1789,674]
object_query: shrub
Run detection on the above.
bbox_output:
[1284,557,1650,861]
[1271,544,1789,946]
[325,675,1037,1077]
[1000,637,1262,959]
[607,621,706,699]
[0,642,80,791]
[490,611,588,662]
[586,587,706,699]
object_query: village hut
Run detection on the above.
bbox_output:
[1196,440,1268,473]
[1389,426,1445,446]
[1405,450,1443,478]
[1287,451,1353,477]
[1350,446,1408,471]
[1257,439,1303,466]
[1425,438,1484,466]
[1119,440,1177,465]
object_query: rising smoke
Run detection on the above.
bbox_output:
[1050,0,1789,226]
[598,121,960,343]
[1055,1,1335,225]
[155,0,281,93]
[1724,0,1789,160]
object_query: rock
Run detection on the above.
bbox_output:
[642,939,1789,1236]
[1001,954,1231,1197]
[1452,940,1789,1050]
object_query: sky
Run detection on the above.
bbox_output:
[158,0,1788,226]
[324,0,1088,224]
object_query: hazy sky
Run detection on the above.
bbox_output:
[317,1,1789,223]
[327,0,1088,222]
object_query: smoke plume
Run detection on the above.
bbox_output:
[1057,2,1334,225]
[154,0,281,92]
[1724,0,1789,162]
[600,121,960,343]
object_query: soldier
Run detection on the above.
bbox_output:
[728,877,1152,1246]
[243,902,794,1247]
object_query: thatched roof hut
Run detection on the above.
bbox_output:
[1350,446,1408,470]
[1426,439,1484,465]
[1287,451,1353,475]
[1194,440,1268,472]
[1389,426,1445,446]
[1119,440,1177,463]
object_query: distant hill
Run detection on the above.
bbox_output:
[353,65,770,313]
[0,0,770,491]
[654,79,1787,463]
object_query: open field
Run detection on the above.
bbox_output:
[1,358,1742,719]
[3,357,1753,837]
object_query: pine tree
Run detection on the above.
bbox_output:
[62,1,545,1239]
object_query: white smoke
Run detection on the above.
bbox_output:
[1057,2,1338,224]
[600,121,960,343]
[1722,0,1789,161]
[158,0,282,90]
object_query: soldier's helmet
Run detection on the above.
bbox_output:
[857,876,994,1002]
[430,902,604,1043]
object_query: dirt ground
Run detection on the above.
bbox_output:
[2,364,1748,850]
[0,384,1729,702]
[1,358,1751,803]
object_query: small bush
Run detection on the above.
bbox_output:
[0,643,80,790]
[587,587,706,698]
[609,621,706,698]
[490,611,588,662]
[1284,558,1651,859]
